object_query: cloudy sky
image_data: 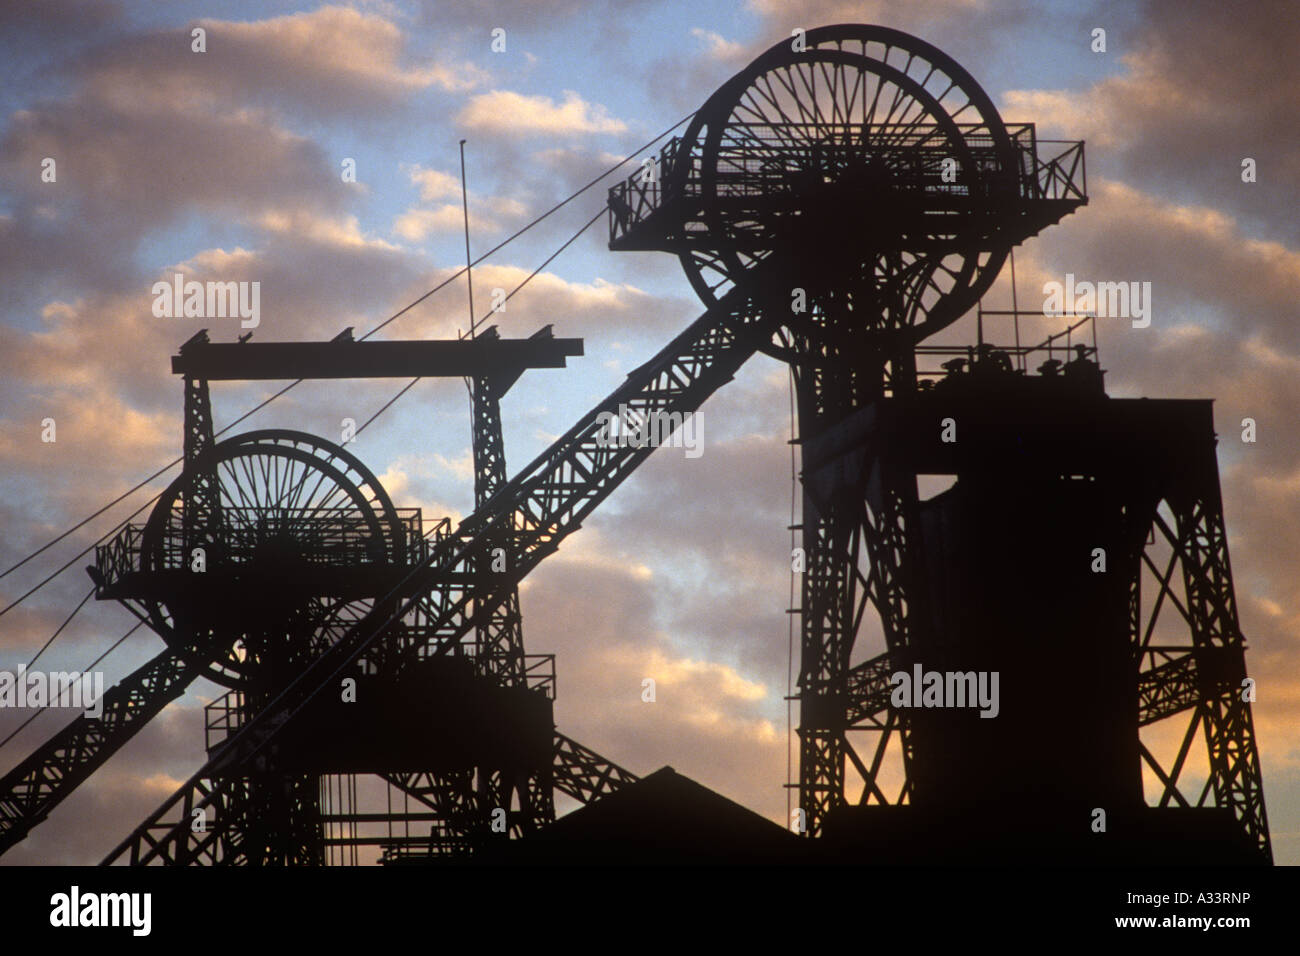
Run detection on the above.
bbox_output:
[0,0,1297,865]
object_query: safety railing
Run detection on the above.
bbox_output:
[914,315,1099,389]
[608,136,686,243]
[379,823,474,861]
[204,690,243,753]
[94,524,145,592]
[523,653,556,700]
[610,122,1086,244]
[1033,139,1087,202]
[94,508,437,588]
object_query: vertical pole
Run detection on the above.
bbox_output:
[459,139,476,340]
[1010,248,1021,370]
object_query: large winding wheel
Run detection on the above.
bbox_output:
[667,24,1021,344]
[139,429,406,689]
[611,24,1081,836]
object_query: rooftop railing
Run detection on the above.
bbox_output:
[94,507,442,589]
[610,122,1086,245]
[912,314,1101,393]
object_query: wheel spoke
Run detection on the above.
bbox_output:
[676,25,1014,342]
[145,433,400,689]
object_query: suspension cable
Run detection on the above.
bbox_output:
[0,381,301,589]
[368,204,608,435]
[0,201,611,745]
[0,112,694,594]
[20,586,94,671]
[0,620,142,752]
[357,111,691,344]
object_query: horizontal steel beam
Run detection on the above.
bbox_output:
[106,287,759,864]
[842,649,1202,729]
[172,336,583,381]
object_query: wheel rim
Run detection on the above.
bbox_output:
[672,24,1015,343]
[141,431,404,688]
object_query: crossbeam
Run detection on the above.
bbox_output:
[103,284,769,864]
[171,331,583,381]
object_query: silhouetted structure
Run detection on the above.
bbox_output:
[477,767,804,865]
[0,326,641,863]
[609,22,1268,864]
[0,24,1269,865]
[803,349,1267,863]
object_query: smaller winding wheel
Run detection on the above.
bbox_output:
[139,429,406,688]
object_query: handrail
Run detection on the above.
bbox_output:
[610,121,1086,245]
[94,508,436,587]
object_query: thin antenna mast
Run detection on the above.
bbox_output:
[459,138,476,340]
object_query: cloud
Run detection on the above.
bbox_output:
[1036,179,1300,357]
[391,162,530,241]
[393,197,527,241]
[1001,0,1300,243]
[376,457,467,527]
[638,647,768,703]
[202,5,483,94]
[406,165,463,203]
[0,98,336,301]
[521,531,788,820]
[745,0,985,22]
[82,5,484,117]
[457,90,627,135]
[690,27,748,64]
[0,0,120,42]
[413,0,659,33]
[1001,88,1124,149]
[467,264,646,313]
[0,4,490,305]
[255,211,403,253]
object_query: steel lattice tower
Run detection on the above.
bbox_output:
[0,22,1269,866]
[609,24,1269,861]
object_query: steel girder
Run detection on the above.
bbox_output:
[552,733,638,803]
[468,368,555,836]
[180,360,222,563]
[794,497,857,834]
[471,371,530,686]
[831,460,1271,861]
[0,647,200,854]
[101,290,770,864]
[796,447,921,833]
[789,313,923,835]
[1160,477,1270,859]
[405,367,552,852]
